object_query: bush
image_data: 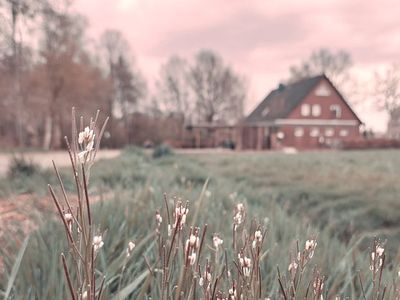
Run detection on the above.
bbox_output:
[221,139,235,149]
[152,144,174,159]
[4,155,54,195]
[7,155,41,179]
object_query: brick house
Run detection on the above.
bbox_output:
[237,74,363,150]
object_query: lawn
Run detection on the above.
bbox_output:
[187,150,400,252]
[1,147,399,299]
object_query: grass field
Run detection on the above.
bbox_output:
[1,147,400,299]
[188,150,400,253]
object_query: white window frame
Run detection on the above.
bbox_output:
[315,84,331,96]
[330,105,342,118]
[339,129,349,137]
[276,131,285,140]
[301,104,310,116]
[294,127,304,137]
[310,127,319,137]
[324,128,334,137]
[312,104,321,117]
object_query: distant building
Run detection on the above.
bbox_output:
[237,74,363,150]
[387,108,400,139]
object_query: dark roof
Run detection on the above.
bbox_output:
[246,75,325,123]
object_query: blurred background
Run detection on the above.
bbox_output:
[0,0,399,150]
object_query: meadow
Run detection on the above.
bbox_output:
[189,150,400,253]
[1,146,400,299]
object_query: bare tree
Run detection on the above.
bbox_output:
[39,4,89,148]
[100,30,129,116]
[287,48,363,106]
[154,55,192,120]
[114,54,147,141]
[288,48,352,87]
[100,30,129,72]
[2,0,44,146]
[99,29,147,137]
[188,50,246,123]
[375,63,400,137]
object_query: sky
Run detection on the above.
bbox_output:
[73,0,400,132]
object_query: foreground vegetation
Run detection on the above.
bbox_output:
[1,144,400,298]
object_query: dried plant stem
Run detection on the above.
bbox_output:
[62,253,77,300]
[82,165,92,227]
[48,185,84,261]
[52,161,82,232]
[97,276,106,300]
[277,266,288,300]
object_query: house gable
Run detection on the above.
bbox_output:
[245,74,362,125]
[287,76,362,124]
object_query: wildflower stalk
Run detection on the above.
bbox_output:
[48,108,108,300]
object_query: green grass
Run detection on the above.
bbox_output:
[1,149,400,298]
[188,150,400,254]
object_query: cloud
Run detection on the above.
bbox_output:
[150,9,309,57]
[116,0,138,11]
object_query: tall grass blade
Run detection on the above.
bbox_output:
[191,178,209,227]
[4,236,29,299]
[113,269,150,299]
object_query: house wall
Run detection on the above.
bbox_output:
[274,78,361,149]
[287,78,361,124]
[274,125,360,149]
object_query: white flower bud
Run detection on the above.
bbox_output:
[93,235,104,252]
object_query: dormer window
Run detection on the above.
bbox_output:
[315,83,331,96]
[261,107,270,117]
[301,104,310,116]
[330,105,341,118]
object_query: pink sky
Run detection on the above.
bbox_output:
[74,0,400,132]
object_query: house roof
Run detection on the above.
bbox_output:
[245,74,362,124]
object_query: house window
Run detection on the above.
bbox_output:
[310,127,319,137]
[261,107,269,117]
[330,105,342,118]
[312,104,321,117]
[315,83,331,96]
[301,104,310,116]
[276,131,285,140]
[339,129,349,137]
[324,128,334,137]
[294,127,304,137]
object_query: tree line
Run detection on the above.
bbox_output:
[0,0,246,149]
